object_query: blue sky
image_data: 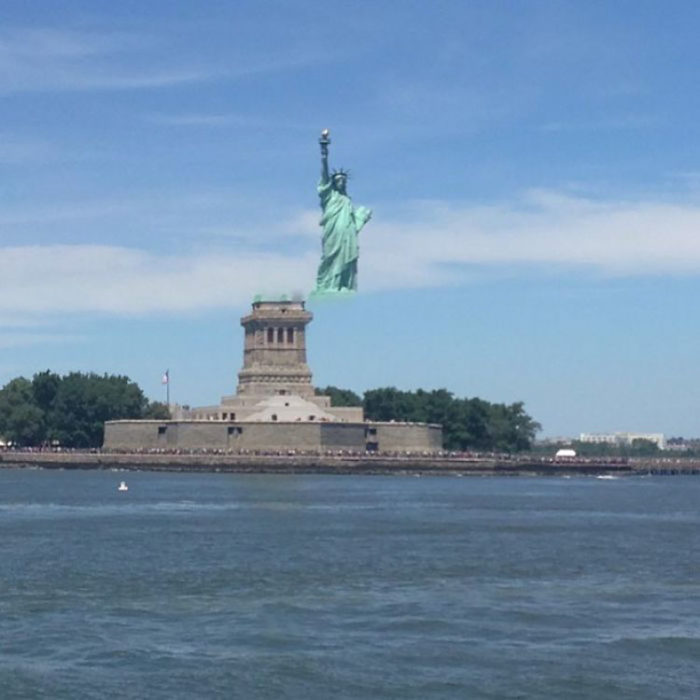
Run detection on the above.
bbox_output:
[2,0,700,438]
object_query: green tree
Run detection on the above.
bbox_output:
[2,370,172,448]
[48,373,147,447]
[0,377,46,446]
[143,401,171,419]
[32,370,61,414]
[487,401,542,452]
[316,385,362,407]
[363,387,406,422]
[629,438,660,456]
[432,397,493,450]
[361,387,540,451]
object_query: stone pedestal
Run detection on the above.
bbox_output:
[175,297,363,423]
[236,298,314,398]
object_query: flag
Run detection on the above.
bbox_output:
[162,370,169,385]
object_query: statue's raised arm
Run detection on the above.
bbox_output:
[319,128,330,184]
[312,129,372,296]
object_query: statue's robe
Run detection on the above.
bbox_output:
[314,178,371,293]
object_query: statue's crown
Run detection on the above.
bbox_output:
[332,168,350,179]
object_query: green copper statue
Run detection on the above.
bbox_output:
[312,129,372,294]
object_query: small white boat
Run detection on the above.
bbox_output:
[118,481,129,492]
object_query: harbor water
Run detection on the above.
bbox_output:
[1,470,698,698]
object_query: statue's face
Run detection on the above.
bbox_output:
[333,174,347,193]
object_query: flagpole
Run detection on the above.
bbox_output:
[163,369,170,408]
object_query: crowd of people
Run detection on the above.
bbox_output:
[0,443,631,463]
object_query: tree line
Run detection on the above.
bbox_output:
[0,371,169,448]
[317,386,540,452]
[0,372,540,452]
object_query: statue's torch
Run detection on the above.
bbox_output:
[319,128,330,157]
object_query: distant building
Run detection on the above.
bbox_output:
[578,432,666,449]
[536,437,575,446]
[664,442,689,452]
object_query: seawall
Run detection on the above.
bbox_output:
[3,450,696,476]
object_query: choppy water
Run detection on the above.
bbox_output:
[1,470,699,699]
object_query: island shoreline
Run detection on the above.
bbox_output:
[2,451,698,476]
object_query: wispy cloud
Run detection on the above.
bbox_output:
[0,189,261,240]
[539,115,656,132]
[3,191,700,316]
[0,199,132,226]
[0,25,331,94]
[146,112,310,130]
[0,245,316,315]
[0,316,79,349]
[148,113,243,128]
[0,331,84,349]
[0,318,52,329]
[361,191,700,291]
[0,27,141,57]
[0,27,212,93]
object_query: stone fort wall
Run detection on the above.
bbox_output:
[104,420,441,453]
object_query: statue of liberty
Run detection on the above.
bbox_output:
[312,129,372,295]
